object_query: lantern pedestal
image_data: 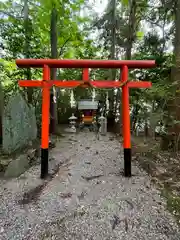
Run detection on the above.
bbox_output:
[99,115,107,135]
[65,114,77,133]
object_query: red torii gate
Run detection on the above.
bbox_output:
[16,59,155,179]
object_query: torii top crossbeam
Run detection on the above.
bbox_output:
[16,59,155,69]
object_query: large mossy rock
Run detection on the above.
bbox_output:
[2,93,37,154]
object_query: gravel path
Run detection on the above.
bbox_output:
[0,132,180,240]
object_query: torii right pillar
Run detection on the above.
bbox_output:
[121,65,152,177]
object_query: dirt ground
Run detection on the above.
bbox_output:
[132,135,180,223]
[0,132,180,239]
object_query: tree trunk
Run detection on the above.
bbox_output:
[161,0,180,150]
[173,0,180,132]
[23,0,33,104]
[119,0,137,134]
[131,103,140,133]
[110,0,116,65]
[107,0,116,131]
[125,0,137,60]
[50,6,58,134]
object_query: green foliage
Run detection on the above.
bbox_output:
[0,0,177,129]
[136,31,144,39]
[0,0,92,106]
[121,0,129,6]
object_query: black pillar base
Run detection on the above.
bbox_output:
[41,148,49,179]
[124,148,131,177]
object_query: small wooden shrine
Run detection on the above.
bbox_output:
[77,99,98,125]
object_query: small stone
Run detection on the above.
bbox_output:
[27,149,35,158]
[131,179,136,184]
[4,155,30,178]
[60,192,72,199]
[28,141,33,147]
[145,184,150,189]
[85,162,91,165]
[78,191,87,199]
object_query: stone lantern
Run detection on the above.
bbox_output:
[69,113,77,132]
[99,115,107,135]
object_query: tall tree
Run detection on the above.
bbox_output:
[50,3,58,134]
[108,0,117,126]
[125,0,137,59]
[168,0,180,148]
[23,0,33,103]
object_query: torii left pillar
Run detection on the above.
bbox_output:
[19,65,51,178]
[41,65,50,178]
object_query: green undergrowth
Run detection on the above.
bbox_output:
[131,136,180,225]
[161,188,180,224]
